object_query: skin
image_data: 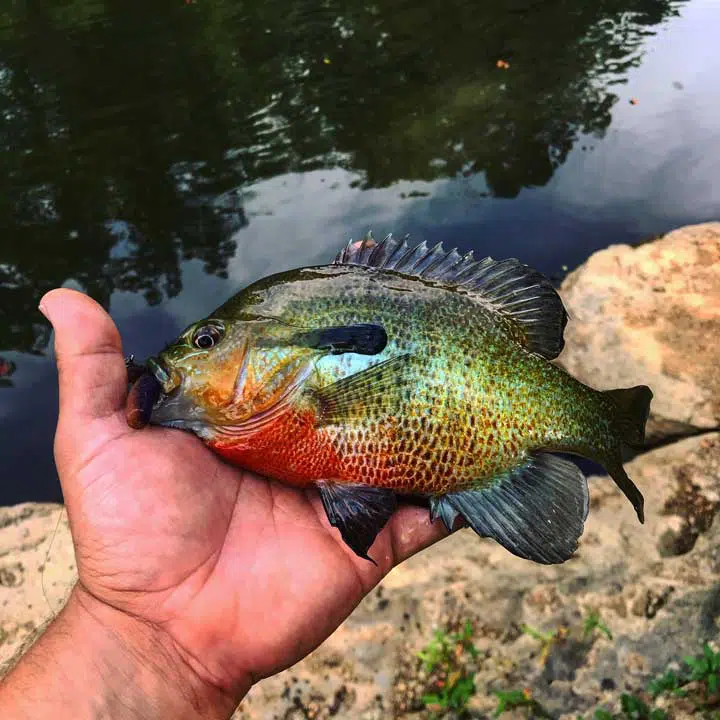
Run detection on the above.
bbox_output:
[0,289,447,719]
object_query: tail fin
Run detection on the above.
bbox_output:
[602,385,652,524]
[604,385,653,447]
[606,462,645,523]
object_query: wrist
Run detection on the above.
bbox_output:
[0,584,242,719]
[73,585,243,717]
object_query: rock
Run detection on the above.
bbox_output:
[559,222,720,435]
[2,226,720,719]
[0,504,76,674]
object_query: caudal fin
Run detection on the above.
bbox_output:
[601,385,652,524]
[604,385,653,447]
[605,461,645,524]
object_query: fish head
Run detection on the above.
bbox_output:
[147,316,317,436]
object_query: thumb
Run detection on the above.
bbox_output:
[40,288,128,432]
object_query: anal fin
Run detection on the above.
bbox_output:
[317,483,397,562]
[433,453,589,564]
[429,496,461,532]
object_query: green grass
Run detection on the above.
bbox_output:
[415,615,720,719]
[417,620,479,716]
[583,609,613,641]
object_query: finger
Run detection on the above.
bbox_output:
[39,289,127,423]
[386,505,450,567]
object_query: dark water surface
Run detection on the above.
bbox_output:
[1,0,719,504]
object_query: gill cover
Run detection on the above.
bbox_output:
[149,319,389,434]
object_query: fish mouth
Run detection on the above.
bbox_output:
[146,357,174,392]
[145,358,213,437]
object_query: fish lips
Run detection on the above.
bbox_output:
[145,358,213,435]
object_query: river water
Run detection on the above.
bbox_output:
[1,0,718,504]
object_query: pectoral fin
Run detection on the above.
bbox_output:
[317,483,397,562]
[314,354,414,425]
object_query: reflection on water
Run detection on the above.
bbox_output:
[3,0,720,503]
[0,0,686,353]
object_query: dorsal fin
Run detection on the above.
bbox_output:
[333,233,568,359]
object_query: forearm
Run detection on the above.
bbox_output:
[0,586,241,720]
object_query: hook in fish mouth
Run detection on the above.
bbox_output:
[142,357,216,437]
[146,357,173,389]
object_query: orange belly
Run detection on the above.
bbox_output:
[208,407,342,487]
[207,407,454,493]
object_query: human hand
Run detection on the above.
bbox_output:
[39,288,447,707]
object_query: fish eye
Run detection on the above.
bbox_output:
[192,323,224,350]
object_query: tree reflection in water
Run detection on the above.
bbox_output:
[0,0,684,356]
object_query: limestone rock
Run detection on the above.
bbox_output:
[0,504,76,674]
[559,222,720,433]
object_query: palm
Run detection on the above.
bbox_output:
[47,289,444,691]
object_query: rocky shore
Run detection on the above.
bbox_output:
[2,222,719,718]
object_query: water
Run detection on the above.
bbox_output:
[1,0,719,505]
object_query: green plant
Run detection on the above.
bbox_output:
[619,693,668,719]
[494,688,553,718]
[585,646,720,720]
[520,624,555,644]
[582,694,667,720]
[685,643,720,697]
[583,609,613,641]
[647,668,686,698]
[418,629,452,673]
[494,689,533,715]
[520,623,559,664]
[423,674,476,713]
[417,620,478,673]
[417,620,479,715]
[646,643,720,703]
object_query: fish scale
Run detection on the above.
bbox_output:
[132,235,652,564]
[250,288,605,494]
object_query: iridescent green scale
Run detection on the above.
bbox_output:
[219,258,616,494]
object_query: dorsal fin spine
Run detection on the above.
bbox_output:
[384,236,408,269]
[332,234,568,360]
[416,242,447,277]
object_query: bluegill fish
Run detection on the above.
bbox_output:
[126,234,652,563]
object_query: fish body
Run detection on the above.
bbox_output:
[200,270,611,492]
[130,235,652,564]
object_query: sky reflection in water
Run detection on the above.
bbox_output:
[1,0,719,503]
